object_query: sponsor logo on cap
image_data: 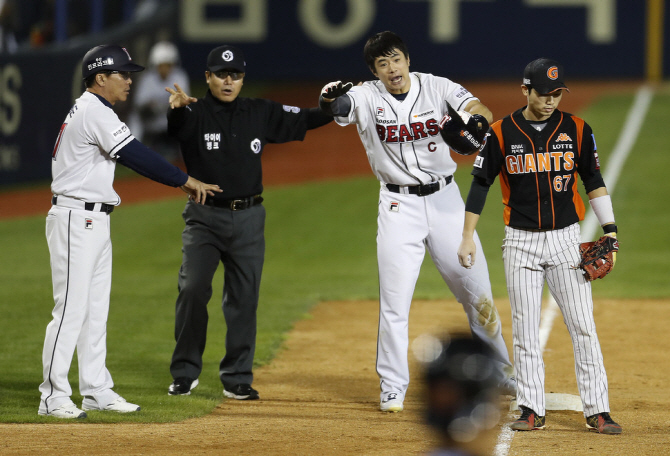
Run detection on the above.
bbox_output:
[88,57,114,71]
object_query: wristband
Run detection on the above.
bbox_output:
[602,224,617,234]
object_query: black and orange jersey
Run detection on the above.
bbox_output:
[472,108,605,230]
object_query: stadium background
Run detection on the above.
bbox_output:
[1,1,669,455]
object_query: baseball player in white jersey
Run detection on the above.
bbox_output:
[40,44,219,419]
[457,58,621,434]
[320,31,515,412]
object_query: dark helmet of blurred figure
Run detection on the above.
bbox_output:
[420,333,501,448]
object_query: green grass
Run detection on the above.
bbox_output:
[1,86,668,422]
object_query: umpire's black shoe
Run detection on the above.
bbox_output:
[586,412,622,435]
[168,377,199,396]
[510,406,546,431]
[223,383,259,400]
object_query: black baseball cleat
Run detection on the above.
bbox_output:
[223,383,259,400]
[586,412,622,435]
[168,377,199,396]
[510,406,546,431]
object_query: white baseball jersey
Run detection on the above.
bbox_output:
[335,72,477,185]
[333,72,513,406]
[51,91,135,205]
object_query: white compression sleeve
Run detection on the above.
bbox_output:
[589,195,615,226]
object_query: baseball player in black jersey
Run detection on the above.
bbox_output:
[164,45,332,400]
[457,58,622,435]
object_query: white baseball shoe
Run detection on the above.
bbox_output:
[380,392,404,412]
[82,396,141,413]
[38,402,87,419]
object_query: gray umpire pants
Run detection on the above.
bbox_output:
[170,201,265,388]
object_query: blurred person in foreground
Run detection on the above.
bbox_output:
[421,333,501,456]
[131,40,190,161]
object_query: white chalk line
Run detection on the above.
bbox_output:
[493,84,653,456]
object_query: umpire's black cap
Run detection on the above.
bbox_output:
[82,45,145,79]
[523,58,569,94]
[207,45,246,73]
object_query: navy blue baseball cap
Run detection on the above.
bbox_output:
[82,45,145,79]
[207,45,246,73]
[523,58,569,94]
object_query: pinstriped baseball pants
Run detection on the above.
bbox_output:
[503,223,611,417]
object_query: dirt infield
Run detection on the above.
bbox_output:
[1,298,668,455]
[3,81,663,455]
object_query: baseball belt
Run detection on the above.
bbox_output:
[51,195,115,214]
[204,195,264,211]
[385,175,453,196]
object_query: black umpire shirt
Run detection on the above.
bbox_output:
[471,108,605,230]
[167,90,331,201]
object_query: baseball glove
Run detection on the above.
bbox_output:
[438,103,489,155]
[578,235,619,281]
[321,80,353,100]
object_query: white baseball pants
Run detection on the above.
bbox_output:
[503,223,610,417]
[376,180,512,400]
[40,205,119,412]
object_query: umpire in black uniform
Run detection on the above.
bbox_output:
[165,45,332,399]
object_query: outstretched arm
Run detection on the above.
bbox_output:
[165,83,198,109]
[180,176,222,204]
[319,81,353,116]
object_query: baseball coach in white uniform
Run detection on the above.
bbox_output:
[40,44,219,419]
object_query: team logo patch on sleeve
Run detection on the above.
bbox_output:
[111,124,129,138]
[389,201,400,212]
[283,105,300,113]
[454,87,469,99]
[474,155,485,168]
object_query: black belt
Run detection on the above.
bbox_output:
[204,195,264,211]
[51,196,114,214]
[386,175,453,196]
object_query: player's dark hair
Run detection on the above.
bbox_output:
[364,31,409,72]
[84,74,97,88]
